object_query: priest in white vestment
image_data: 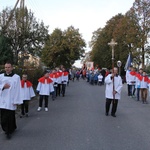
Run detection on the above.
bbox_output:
[105,67,123,117]
[0,62,23,139]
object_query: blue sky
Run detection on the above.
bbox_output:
[0,0,135,67]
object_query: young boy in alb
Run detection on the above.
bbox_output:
[49,69,59,100]
[20,74,35,118]
[128,67,136,97]
[61,67,69,97]
[140,71,149,104]
[98,73,103,86]
[36,71,54,112]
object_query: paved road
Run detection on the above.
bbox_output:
[0,79,150,150]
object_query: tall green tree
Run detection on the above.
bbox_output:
[90,9,147,70]
[0,7,49,65]
[129,0,150,68]
[41,28,64,68]
[90,28,112,68]
[0,34,13,64]
[90,14,130,69]
[42,26,86,68]
[113,13,141,67]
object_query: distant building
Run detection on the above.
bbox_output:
[18,52,40,67]
[24,54,40,67]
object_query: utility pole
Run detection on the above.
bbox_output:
[20,0,25,32]
[20,0,25,8]
[1,0,26,65]
[1,0,25,33]
[2,0,20,33]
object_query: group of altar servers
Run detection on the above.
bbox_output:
[0,62,68,139]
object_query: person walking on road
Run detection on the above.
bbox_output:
[20,74,35,118]
[140,71,149,104]
[98,73,103,86]
[0,62,23,139]
[126,66,132,96]
[105,67,123,117]
[128,67,136,98]
[36,71,54,112]
[61,67,69,97]
[135,68,143,101]
[49,69,59,100]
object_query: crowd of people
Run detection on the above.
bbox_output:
[68,67,110,86]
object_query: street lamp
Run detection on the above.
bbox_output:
[117,60,122,75]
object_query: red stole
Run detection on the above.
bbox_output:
[143,76,149,82]
[136,73,143,81]
[130,71,136,76]
[21,80,32,88]
[58,71,63,77]
[137,74,149,82]
[63,71,68,76]
[38,77,53,84]
[49,73,59,79]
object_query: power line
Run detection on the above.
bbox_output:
[26,0,45,21]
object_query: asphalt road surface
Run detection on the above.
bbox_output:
[0,79,150,150]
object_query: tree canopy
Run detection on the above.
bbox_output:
[89,0,150,70]
[0,7,49,65]
[0,34,13,64]
[41,26,86,68]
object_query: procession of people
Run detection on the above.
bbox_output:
[0,62,69,139]
[0,61,150,140]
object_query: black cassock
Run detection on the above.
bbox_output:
[0,72,17,135]
[0,109,17,134]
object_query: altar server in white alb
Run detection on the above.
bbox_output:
[126,66,132,96]
[105,67,122,117]
[61,67,69,97]
[36,71,54,112]
[49,69,59,100]
[20,74,35,118]
[140,71,149,104]
[0,62,23,139]
[128,67,136,97]
[56,68,63,96]
[98,73,103,86]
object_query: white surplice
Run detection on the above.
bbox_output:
[105,74,123,100]
[36,80,54,95]
[20,83,35,100]
[0,73,23,110]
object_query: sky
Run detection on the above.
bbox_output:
[0,0,135,67]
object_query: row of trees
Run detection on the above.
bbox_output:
[89,0,150,70]
[0,6,86,68]
[0,0,149,70]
